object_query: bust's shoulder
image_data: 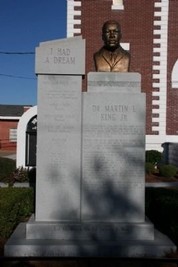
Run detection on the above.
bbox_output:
[94,47,105,58]
[118,46,130,58]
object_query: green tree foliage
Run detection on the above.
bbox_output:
[146,150,162,164]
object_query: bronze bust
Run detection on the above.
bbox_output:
[94,20,130,72]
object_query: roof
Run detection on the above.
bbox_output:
[0,105,31,117]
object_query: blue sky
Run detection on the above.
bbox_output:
[0,0,67,105]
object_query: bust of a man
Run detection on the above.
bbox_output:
[94,20,130,72]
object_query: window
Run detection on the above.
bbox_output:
[112,0,124,10]
[172,60,178,88]
[9,128,17,142]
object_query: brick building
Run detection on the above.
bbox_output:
[67,0,178,150]
[0,105,31,152]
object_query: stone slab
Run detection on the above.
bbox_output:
[81,92,146,222]
[35,37,85,74]
[36,75,82,221]
[26,216,154,241]
[39,36,83,46]
[88,72,141,93]
[4,223,176,257]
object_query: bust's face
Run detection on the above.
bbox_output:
[102,22,121,50]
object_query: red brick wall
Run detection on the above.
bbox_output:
[167,0,178,135]
[74,0,178,136]
[75,0,155,134]
[0,120,18,151]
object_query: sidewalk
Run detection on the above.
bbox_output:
[0,150,16,160]
[146,182,178,188]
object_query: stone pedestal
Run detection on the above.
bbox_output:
[35,37,85,222]
[36,75,82,221]
[4,39,176,257]
[5,220,176,257]
[82,89,145,222]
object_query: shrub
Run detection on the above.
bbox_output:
[158,164,177,178]
[146,188,178,245]
[0,156,29,185]
[0,157,16,181]
[145,162,155,175]
[6,167,29,186]
[0,188,34,238]
[0,164,29,186]
[146,150,162,164]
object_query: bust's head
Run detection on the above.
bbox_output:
[102,20,122,51]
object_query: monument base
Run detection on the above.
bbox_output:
[25,215,154,241]
[5,217,176,258]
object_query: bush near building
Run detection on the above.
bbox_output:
[0,157,16,182]
[146,188,178,246]
[0,188,34,238]
[145,150,178,178]
[158,164,178,178]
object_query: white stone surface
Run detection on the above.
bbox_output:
[5,33,177,256]
[36,75,82,221]
[35,37,85,75]
[26,216,154,241]
[88,72,141,92]
[5,222,176,257]
[82,89,146,222]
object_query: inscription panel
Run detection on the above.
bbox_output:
[35,37,85,74]
[27,221,154,241]
[88,72,141,93]
[36,75,82,221]
[82,92,146,222]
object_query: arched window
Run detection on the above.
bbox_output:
[172,60,178,88]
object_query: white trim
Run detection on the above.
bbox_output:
[0,116,20,120]
[111,5,124,10]
[152,100,160,105]
[153,74,166,79]
[16,106,37,168]
[154,30,161,34]
[151,0,169,135]
[154,20,168,26]
[67,0,82,37]
[111,0,124,10]
[152,93,160,97]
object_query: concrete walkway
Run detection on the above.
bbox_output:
[2,154,16,160]
[146,182,178,188]
[0,150,16,160]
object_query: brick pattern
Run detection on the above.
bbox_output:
[152,0,169,135]
[66,0,178,139]
[67,0,81,37]
[68,0,155,135]
[166,0,178,135]
[0,121,17,150]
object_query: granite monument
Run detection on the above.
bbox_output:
[5,33,176,257]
